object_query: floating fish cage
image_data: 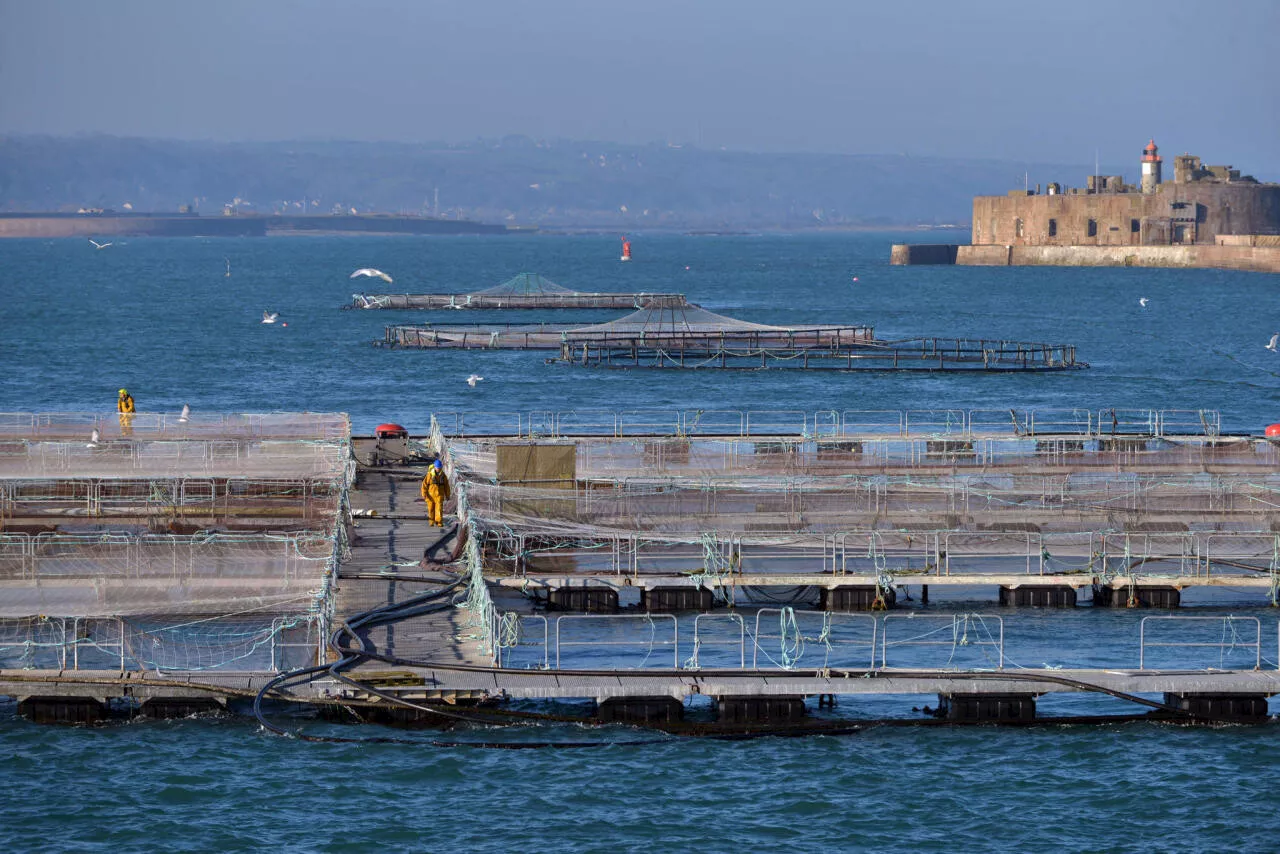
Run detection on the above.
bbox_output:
[0,412,350,674]
[437,407,1280,591]
[351,271,687,310]
[554,335,1081,371]
[380,304,1081,371]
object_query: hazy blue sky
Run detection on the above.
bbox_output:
[1,0,1276,171]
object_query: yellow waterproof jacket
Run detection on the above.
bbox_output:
[421,467,451,500]
[117,394,135,414]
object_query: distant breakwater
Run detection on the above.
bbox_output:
[0,212,512,239]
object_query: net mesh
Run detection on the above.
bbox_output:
[567,303,783,335]
[433,412,1280,594]
[471,272,578,297]
[0,411,350,673]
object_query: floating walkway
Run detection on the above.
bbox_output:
[351,272,687,311]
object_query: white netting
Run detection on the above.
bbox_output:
[0,438,349,479]
[471,272,579,297]
[0,412,349,441]
[567,303,782,335]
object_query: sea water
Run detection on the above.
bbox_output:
[2,233,1280,851]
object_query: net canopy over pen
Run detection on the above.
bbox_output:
[471,273,580,298]
[568,303,793,336]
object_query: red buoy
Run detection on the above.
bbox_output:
[1266,424,1280,438]
[375,423,408,438]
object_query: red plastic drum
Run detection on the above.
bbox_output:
[374,423,408,438]
[1265,424,1280,438]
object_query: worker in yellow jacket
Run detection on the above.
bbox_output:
[420,459,451,526]
[117,388,135,436]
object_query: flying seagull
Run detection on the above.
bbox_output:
[1138,297,1149,308]
[87,428,100,448]
[89,239,112,250]
[466,374,484,387]
[1267,334,1279,352]
[178,404,190,423]
[350,268,393,284]
[262,311,279,324]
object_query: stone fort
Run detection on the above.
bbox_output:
[972,141,1280,247]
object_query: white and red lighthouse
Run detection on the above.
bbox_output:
[1140,139,1163,194]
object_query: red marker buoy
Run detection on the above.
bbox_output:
[1265,424,1280,438]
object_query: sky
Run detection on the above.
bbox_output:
[1,0,1277,173]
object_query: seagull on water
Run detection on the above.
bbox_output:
[350,268,393,284]
[1138,297,1149,308]
[1267,334,1279,352]
[87,428,100,448]
[178,404,190,423]
[89,239,112,250]
[466,374,484,387]
[262,311,279,324]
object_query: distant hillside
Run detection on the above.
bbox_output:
[0,135,1116,229]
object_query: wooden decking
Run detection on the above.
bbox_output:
[334,466,490,670]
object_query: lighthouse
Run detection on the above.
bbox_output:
[1140,139,1162,194]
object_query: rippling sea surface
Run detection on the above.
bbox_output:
[3,233,1280,851]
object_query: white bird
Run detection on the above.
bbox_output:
[178,404,190,423]
[89,239,112,250]
[87,428,100,448]
[1266,334,1279,352]
[1138,297,1149,308]
[262,311,279,324]
[466,374,484,387]
[350,268,393,284]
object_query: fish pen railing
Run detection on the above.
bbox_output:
[556,335,1081,371]
[1139,616,1262,670]
[0,614,322,672]
[0,530,334,583]
[881,614,1005,669]
[0,437,351,480]
[0,412,350,442]
[482,610,1280,674]
[448,434,1270,482]
[752,609,877,669]
[428,407,1225,440]
[478,528,1280,585]
[554,614,679,669]
[465,474,1280,537]
[0,476,343,522]
[383,323,577,350]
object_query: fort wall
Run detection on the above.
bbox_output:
[971,185,1280,247]
[952,243,1280,273]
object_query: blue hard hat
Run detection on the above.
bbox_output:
[433,459,442,469]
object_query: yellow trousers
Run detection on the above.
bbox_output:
[425,486,445,526]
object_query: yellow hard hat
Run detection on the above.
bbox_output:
[118,388,128,395]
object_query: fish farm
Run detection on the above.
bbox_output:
[379,302,1085,371]
[4,406,1280,731]
[350,272,687,310]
